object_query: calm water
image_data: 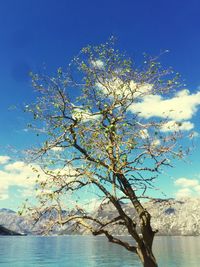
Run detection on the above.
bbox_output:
[0,236,199,267]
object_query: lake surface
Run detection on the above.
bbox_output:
[0,236,199,267]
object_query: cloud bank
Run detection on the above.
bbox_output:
[129,89,200,132]
[96,77,200,133]
[130,89,200,120]
[174,177,200,198]
[0,157,38,200]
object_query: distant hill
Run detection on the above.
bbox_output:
[0,208,69,235]
[0,208,15,214]
[0,209,42,235]
[0,225,23,235]
[1,198,200,236]
[85,198,200,236]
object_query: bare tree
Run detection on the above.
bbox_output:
[25,38,185,267]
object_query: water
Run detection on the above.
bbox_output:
[0,236,199,267]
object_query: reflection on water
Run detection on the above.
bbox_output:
[155,236,200,267]
[0,236,199,267]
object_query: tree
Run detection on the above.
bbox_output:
[25,38,185,267]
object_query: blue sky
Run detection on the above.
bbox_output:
[1,0,200,210]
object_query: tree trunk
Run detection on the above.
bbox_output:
[143,255,158,267]
[137,247,158,267]
[116,174,158,266]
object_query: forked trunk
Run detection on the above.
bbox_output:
[116,174,158,266]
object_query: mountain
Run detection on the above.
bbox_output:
[0,208,15,214]
[1,198,200,236]
[89,198,200,236]
[146,198,200,236]
[0,209,33,235]
[0,225,23,235]
[0,208,68,235]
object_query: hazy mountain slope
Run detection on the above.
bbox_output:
[80,198,200,236]
[1,198,200,236]
[0,225,23,235]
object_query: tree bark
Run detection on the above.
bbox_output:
[137,246,158,267]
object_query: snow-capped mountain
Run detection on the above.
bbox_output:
[0,198,200,236]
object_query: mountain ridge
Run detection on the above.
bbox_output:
[1,198,200,236]
[0,225,24,235]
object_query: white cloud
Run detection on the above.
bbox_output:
[4,161,26,172]
[0,160,39,201]
[139,129,149,139]
[91,59,104,69]
[160,120,194,132]
[0,159,73,201]
[175,177,199,187]
[176,188,193,198]
[0,193,9,200]
[0,156,10,165]
[151,139,161,147]
[97,78,152,99]
[174,177,200,199]
[194,185,200,193]
[72,107,100,122]
[130,89,200,121]
[97,78,200,132]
